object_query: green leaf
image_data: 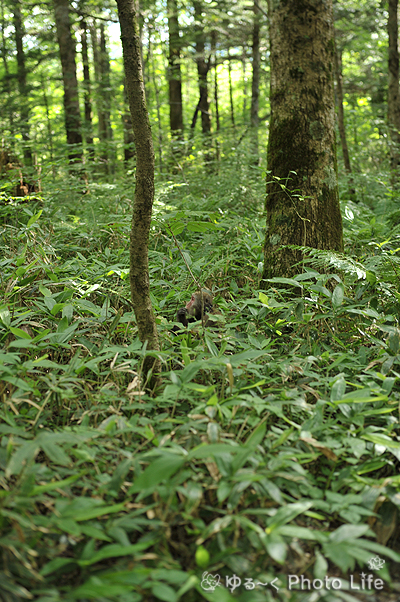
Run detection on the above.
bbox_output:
[130,453,185,493]
[27,209,42,227]
[78,541,152,567]
[332,283,344,308]
[151,583,178,602]
[9,326,31,339]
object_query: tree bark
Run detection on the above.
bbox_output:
[211,30,220,133]
[263,0,343,281]
[251,1,260,160]
[100,23,114,170]
[90,22,107,163]
[228,49,235,126]
[1,0,14,133]
[115,0,161,389]
[123,80,136,164]
[11,0,32,165]
[193,0,211,135]
[388,0,400,184]
[81,20,94,158]
[334,43,351,174]
[53,0,82,163]
[167,0,184,139]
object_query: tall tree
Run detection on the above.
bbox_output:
[100,22,114,170]
[250,1,260,159]
[11,0,32,165]
[167,0,184,139]
[81,20,94,157]
[263,0,343,280]
[115,0,161,389]
[53,0,83,163]
[192,0,211,135]
[334,42,351,174]
[388,0,400,183]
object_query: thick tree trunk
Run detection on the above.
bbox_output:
[193,0,211,135]
[388,0,400,184]
[167,0,184,139]
[115,0,161,389]
[53,0,82,163]
[334,44,351,174]
[81,20,94,158]
[251,2,260,159]
[12,0,32,165]
[263,0,343,281]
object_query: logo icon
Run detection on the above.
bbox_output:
[368,556,385,571]
[201,572,221,591]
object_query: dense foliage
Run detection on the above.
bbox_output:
[2,0,400,600]
[1,126,400,600]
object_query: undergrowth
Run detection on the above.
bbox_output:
[1,143,400,601]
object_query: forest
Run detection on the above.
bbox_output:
[2,0,400,600]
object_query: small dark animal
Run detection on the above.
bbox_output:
[175,290,219,329]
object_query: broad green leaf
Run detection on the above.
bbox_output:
[130,453,185,493]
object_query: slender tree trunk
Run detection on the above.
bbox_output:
[81,20,94,158]
[211,30,220,133]
[193,0,211,135]
[100,22,114,162]
[1,0,14,134]
[115,0,161,389]
[53,0,82,163]
[167,0,184,139]
[228,50,235,126]
[11,0,32,165]
[123,81,135,164]
[388,0,400,185]
[90,22,107,165]
[251,1,260,160]
[334,44,351,173]
[149,27,163,173]
[242,51,248,121]
[41,74,55,166]
[263,0,343,281]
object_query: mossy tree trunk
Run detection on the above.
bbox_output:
[115,0,161,390]
[263,0,343,281]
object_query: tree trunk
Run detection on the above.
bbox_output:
[211,30,220,133]
[100,22,114,171]
[115,0,161,389]
[1,0,14,133]
[123,81,136,164]
[263,0,343,281]
[228,50,235,126]
[334,44,351,174]
[81,20,94,158]
[53,0,82,163]
[388,0,400,184]
[251,1,260,159]
[11,0,32,165]
[193,0,211,135]
[90,22,107,164]
[167,0,184,139]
